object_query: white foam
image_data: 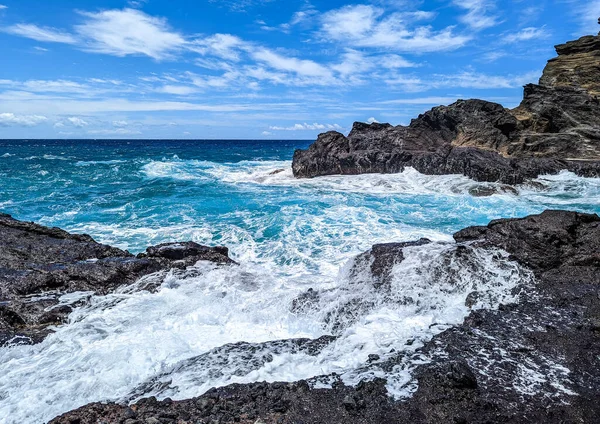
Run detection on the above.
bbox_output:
[141,158,214,181]
[0,244,529,423]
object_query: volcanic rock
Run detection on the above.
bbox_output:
[292,32,600,183]
[0,213,234,345]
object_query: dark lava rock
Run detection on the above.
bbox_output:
[50,210,600,423]
[351,239,432,289]
[0,214,235,345]
[293,32,600,183]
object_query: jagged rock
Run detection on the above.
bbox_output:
[50,210,600,424]
[293,33,600,183]
[0,214,235,345]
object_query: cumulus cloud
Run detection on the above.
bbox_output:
[367,117,379,124]
[0,113,48,127]
[269,123,342,131]
[320,5,470,52]
[112,120,128,127]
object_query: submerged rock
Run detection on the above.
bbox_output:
[51,210,600,423]
[0,214,235,345]
[293,32,600,183]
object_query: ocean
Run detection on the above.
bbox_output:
[1,139,600,423]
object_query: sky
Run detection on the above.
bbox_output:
[0,0,598,139]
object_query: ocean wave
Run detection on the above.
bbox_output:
[141,159,215,181]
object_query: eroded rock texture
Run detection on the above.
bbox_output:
[293,33,600,183]
[0,213,234,345]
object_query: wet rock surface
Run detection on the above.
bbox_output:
[292,33,600,183]
[51,210,600,423]
[0,213,234,345]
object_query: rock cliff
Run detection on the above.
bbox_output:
[293,32,600,183]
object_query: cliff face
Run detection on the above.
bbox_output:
[293,32,600,183]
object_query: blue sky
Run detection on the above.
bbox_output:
[0,0,598,139]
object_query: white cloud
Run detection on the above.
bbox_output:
[261,131,272,136]
[269,123,342,131]
[380,54,417,69]
[322,5,380,40]
[88,78,122,85]
[189,34,247,61]
[75,8,186,60]
[384,75,425,92]
[433,70,540,89]
[572,0,600,35]
[480,51,507,62]
[331,50,374,78]
[112,120,128,127]
[0,113,48,127]
[127,0,148,7]
[259,8,318,33]
[156,85,198,95]
[67,117,89,127]
[2,24,77,44]
[320,5,470,52]
[252,48,333,79]
[453,0,500,30]
[367,117,379,124]
[0,5,7,10]
[503,27,549,43]
[22,80,89,93]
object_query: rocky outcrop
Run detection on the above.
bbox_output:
[0,213,234,345]
[293,32,600,183]
[51,210,600,423]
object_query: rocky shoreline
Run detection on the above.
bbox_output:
[40,210,600,423]
[292,33,600,184]
[0,213,234,345]
[3,29,599,424]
